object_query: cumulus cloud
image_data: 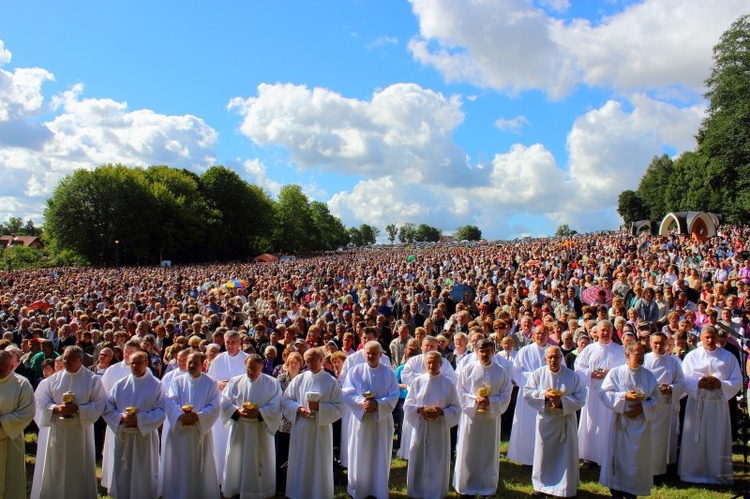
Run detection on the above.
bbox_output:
[495,115,529,133]
[241,159,282,196]
[229,82,475,186]
[408,0,747,97]
[0,43,219,221]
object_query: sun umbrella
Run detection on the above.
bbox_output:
[406,255,416,262]
[526,259,541,266]
[202,281,217,290]
[28,300,52,312]
[225,279,247,289]
[450,283,476,302]
[581,285,614,307]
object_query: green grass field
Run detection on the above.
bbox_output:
[25,433,744,498]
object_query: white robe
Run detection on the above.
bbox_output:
[30,379,50,499]
[404,372,461,499]
[574,341,626,465]
[598,365,660,497]
[453,361,512,496]
[207,349,248,482]
[643,352,686,474]
[679,346,741,484]
[400,353,456,461]
[221,373,282,499]
[99,360,132,489]
[282,369,344,499]
[342,362,400,499]
[338,350,390,468]
[507,342,548,465]
[524,365,587,498]
[34,367,106,499]
[0,372,35,499]
[103,370,166,499]
[163,372,221,499]
[157,367,188,497]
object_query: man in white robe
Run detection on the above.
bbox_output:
[163,351,221,499]
[524,346,587,498]
[0,350,35,499]
[282,347,344,499]
[103,350,166,499]
[453,339,512,497]
[100,339,140,489]
[207,330,249,482]
[599,343,660,499]
[400,335,457,461]
[404,351,461,499]
[220,353,282,499]
[574,320,626,466]
[643,331,685,476]
[338,327,390,468]
[158,348,189,497]
[342,341,400,499]
[34,346,106,499]
[679,325,741,484]
[508,325,550,465]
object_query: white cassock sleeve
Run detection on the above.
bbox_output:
[0,375,35,439]
[165,376,221,436]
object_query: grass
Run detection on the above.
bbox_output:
[24,432,743,498]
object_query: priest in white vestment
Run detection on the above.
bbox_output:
[163,351,222,499]
[282,347,345,499]
[679,325,741,484]
[643,332,685,476]
[158,348,189,497]
[207,330,249,482]
[400,336,457,461]
[342,341,400,499]
[454,339,512,496]
[34,346,106,499]
[100,339,140,489]
[0,350,35,499]
[574,320,626,465]
[103,351,166,499]
[599,343,660,499]
[508,325,550,465]
[221,353,282,499]
[524,346,587,498]
[338,327,390,468]
[405,351,461,499]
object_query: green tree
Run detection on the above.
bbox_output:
[617,190,649,225]
[273,184,316,254]
[454,225,482,241]
[310,201,349,250]
[697,13,750,222]
[554,224,578,237]
[414,223,441,242]
[358,224,379,246]
[398,223,416,244]
[200,166,274,260]
[385,224,398,245]
[347,227,363,247]
[44,164,157,265]
[3,216,23,234]
[636,154,674,222]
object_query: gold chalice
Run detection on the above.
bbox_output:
[62,391,75,404]
[476,384,491,413]
[363,391,375,399]
[631,390,646,402]
[548,388,564,398]
[181,404,194,413]
[242,402,257,410]
[125,406,138,415]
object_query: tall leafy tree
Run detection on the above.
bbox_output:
[385,224,398,245]
[617,190,649,225]
[398,223,416,244]
[414,223,441,242]
[454,225,482,241]
[554,224,578,237]
[358,224,379,246]
[310,201,349,250]
[273,184,317,254]
[347,227,363,247]
[636,154,674,221]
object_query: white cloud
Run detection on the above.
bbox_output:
[495,115,529,133]
[241,159,282,196]
[367,35,398,49]
[0,41,53,123]
[408,0,747,97]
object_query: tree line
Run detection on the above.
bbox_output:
[618,14,750,226]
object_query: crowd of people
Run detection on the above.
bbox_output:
[1,225,750,498]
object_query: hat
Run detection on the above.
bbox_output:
[637,320,651,330]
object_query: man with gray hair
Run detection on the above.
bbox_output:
[207,330,249,483]
[34,345,107,499]
[574,319,626,467]
[0,350,35,499]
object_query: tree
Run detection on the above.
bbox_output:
[358,224,379,246]
[414,223,441,242]
[454,225,482,241]
[555,224,578,237]
[385,224,398,245]
[617,190,649,225]
[310,201,349,250]
[347,227,363,247]
[272,184,317,254]
[398,223,416,244]
[3,216,23,235]
[697,13,750,222]
[636,154,674,222]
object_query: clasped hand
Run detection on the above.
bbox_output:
[698,376,721,390]
[121,412,138,428]
[54,403,79,417]
[362,399,378,413]
[178,412,200,425]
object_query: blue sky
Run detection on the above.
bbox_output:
[0,1,747,239]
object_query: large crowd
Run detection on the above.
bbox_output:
[1,225,750,498]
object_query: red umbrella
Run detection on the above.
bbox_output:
[581,285,613,307]
[28,300,52,312]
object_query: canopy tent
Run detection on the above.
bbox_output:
[252,253,280,263]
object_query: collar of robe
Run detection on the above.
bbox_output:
[310,369,325,378]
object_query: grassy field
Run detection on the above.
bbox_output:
[24,433,745,498]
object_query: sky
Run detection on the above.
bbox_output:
[0,1,747,240]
